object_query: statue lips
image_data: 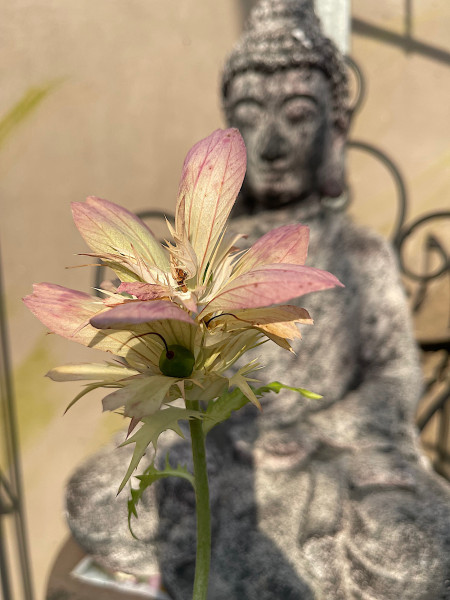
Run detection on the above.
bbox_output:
[258,169,295,196]
[256,166,290,183]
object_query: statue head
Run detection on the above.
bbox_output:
[222,0,350,211]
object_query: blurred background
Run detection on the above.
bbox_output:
[0,0,449,598]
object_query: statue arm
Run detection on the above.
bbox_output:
[312,227,423,451]
[357,232,422,404]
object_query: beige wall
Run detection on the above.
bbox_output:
[1,1,449,598]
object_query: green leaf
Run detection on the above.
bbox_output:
[0,81,59,149]
[127,456,194,539]
[258,381,323,400]
[203,387,251,434]
[203,380,322,434]
[118,406,202,493]
[63,381,120,414]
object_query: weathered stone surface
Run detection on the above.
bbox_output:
[65,432,160,576]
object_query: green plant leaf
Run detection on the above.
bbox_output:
[118,406,202,493]
[203,387,251,434]
[257,381,323,400]
[63,381,120,414]
[203,380,322,434]
[127,456,194,539]
[0,81,59,149]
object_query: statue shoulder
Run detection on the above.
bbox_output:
[339,218,400,276]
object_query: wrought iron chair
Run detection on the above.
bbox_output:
[346,57,450,478]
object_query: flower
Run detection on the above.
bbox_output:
[24,128,342,428]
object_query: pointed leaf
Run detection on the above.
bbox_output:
[0,81,57,149]
[118,407,202,493]
[62,381,120,414]
[258,381,323,400]
[204,380,321,434]
[127,459,194,538]
[203,387,251,434]
[229,372,261,409]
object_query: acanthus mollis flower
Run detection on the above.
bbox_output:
[24,128,343,487]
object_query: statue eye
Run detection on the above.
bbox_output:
[233,100,264,127]
[283,98,318,124]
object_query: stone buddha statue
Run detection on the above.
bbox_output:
[63,1,450,599]
[222,0,349,213]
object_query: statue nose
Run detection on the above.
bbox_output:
[260,128,289,162]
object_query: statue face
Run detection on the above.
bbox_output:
[227,68,334,208]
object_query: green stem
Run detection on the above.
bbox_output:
[186,399,211,600]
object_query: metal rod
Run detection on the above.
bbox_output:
[346,140,408,244]
[0,515,13,600]
[417,385,450,432]
[0,242,34,600]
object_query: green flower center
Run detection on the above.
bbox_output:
[159,344,195,378]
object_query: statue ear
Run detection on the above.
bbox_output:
[318,120,348,199]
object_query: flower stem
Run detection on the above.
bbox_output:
[186,400,211,600]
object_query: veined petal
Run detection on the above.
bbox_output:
[102,374,177,419]
[47,362,140,382]
[145,318,197,358]
[234,224,310,276]
[117,282,170,301]
[90,300,195,329]
[176,129,246,279]
[72,196,170,275]
[207,306,312,352]
[24,283,97,339]
[207,305,312,333]
[201,264,344,314]
[23,283,156,367]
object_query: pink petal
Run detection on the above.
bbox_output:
[117,282,169,301]
[23,283,157,365]
[176,129,246,277]
[237,224,310,274]
[24,283,101,341]
[201,264,344,313]
[72,196,169,271]
[90,300,195,329]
